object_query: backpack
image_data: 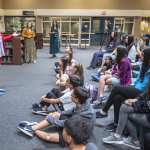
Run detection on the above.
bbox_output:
[85,83,98,103]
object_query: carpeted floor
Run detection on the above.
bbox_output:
[0,47,133,150]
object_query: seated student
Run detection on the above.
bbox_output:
[96,46,132,102]
[102,81,150,150]
[91,56,113,82]
[125,35,141,64]
[87,32,117,70]
[63,115,97,150]
[32,75,82,115]
[55,57,69,88]
[17,87,95,145]
[96,48,150,132]
[54,46,78,74]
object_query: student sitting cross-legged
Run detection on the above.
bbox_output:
[17,87,95,147]
[32,75,83,115]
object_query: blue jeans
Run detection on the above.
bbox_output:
[90,52,103,68]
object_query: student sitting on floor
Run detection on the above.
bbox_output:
[63,115,97,150]
[91,56,113,82]
[32,75,83,115]
[96,45,132,102]
[87,32,117,70]
[55,57,69,89]
[102,79,150,150]
[95,48,150,132]
[17,87,95,147]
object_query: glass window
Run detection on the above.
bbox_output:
[82,17,90,21]
[124,23,133,34]
[92,19,100,33]
[61,22,70,33]
[125,17,134,22]
[71,22,79,38]
[71,17,79,21]
[43,17,51,21]
[43,22,51,37]
[61,17,70,21]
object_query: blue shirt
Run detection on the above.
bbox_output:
[134,68,150,92]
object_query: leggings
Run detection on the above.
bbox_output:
[103,85,142,124]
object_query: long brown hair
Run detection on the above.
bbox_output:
[74,64,84,85]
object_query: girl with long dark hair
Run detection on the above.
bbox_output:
[49,20,60,58]
[97,46,132,101]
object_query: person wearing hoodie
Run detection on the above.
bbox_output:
[17,87,95,147]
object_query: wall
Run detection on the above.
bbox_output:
[2,0,150,10]
[0,0,2,8]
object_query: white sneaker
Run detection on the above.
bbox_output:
[123,137,141,149]
[33,60,37,64]
[102,133,123,144]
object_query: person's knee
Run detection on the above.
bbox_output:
[120,104,129,113]
[111,85,121,93]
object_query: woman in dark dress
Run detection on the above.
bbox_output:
[49,21,60,58]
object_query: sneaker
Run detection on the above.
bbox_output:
[33,60,37,64]
[32,105,49,116]
[105,123,117,132]
[19,121,37,127]
[92,101,102,109]
[123,137,141,149]
[102,133,123,144]
[98,96,107,102]
[87,66,93,70]
[96,110,107,118]
[17,122,37,137]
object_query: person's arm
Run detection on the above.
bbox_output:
[42,97,61,104]
[125,92,146,106]
[111,48,117,55]
[22,28,27,38]
[118,59,131,85]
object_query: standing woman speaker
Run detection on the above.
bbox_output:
[49,20,60,58]
[22,22,37,63]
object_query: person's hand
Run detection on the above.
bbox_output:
[41,95,46,101]
[125,99,137,106]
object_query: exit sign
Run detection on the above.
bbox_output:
[23,11,34,16]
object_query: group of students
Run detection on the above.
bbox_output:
[17,33,150,150]
[17,47,97,150]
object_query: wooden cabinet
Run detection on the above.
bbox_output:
[2,36,25,65]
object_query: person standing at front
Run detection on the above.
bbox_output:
[22,22,37,63]
[49,21,60,58]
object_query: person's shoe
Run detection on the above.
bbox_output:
[91,75,100,82]
[123,137,141,149]
[105,123,117,132]
[33,60,37,64]
[19,121,37,127]
[102,133,123,144]
[98,96,107,102]
[96,109,108,118]
[92,100,102,109]
[86,66,93,70]
[32,105,49,116]
[17,122,37,137]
